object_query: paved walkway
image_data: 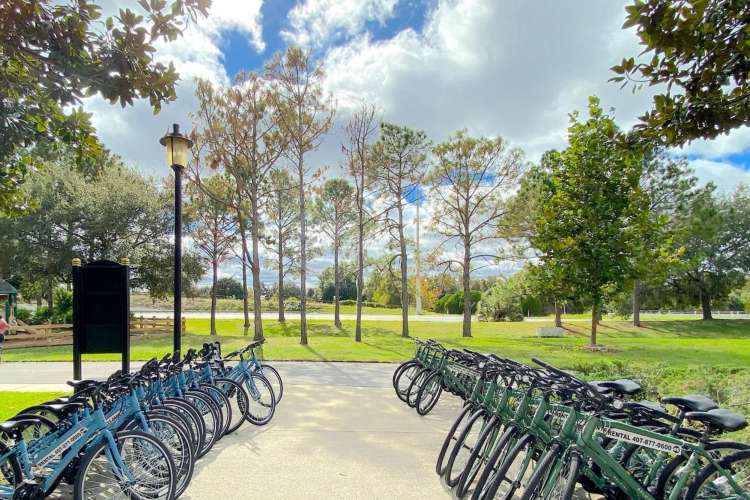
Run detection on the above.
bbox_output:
[1,362,461,499]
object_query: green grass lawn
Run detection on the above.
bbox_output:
[4,318,750,439]
[0,392,65,420]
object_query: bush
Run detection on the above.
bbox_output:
[479,280,524,322]
[15,307,32,323]
[433,290,482,315]
[284,297,302,311]
[31,306,50,324]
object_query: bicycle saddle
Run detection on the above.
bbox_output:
[592,379,642,396]
[624,400,677,422]
[685,408,748,433]
[0,418,44,439]
[661,394,718,413]
[38,402,85,417]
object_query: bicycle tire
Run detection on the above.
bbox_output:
[243,373,276,426]
[394,362,421,403]
[214,377,251,434]
[416,370,443,416]
[481,433,536,500]
[392,360,418,394]
[519,442,563,500]
[188,387,225,437]
[471,424,519,500]
[74,429,177,500]
[406,368,432,408]
[182,391,220,457]
[445,408,490,487]
[256,364,284,403]
[437,404,475,476]
[456,415,502,498]
[200,384,233,437]
[123,412,195,498]
[163,398,206,452]
[685,449,750,499]
[0,441,22,492]
[655,440,750,499]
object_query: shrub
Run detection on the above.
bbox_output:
[479,280,524,322]
[14,307,32,323]
[284,297,302,311]
[433,290,482,315]
[31,306,50,324]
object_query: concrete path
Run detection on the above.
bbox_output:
[134,309,468,322]
[2,362,461,499]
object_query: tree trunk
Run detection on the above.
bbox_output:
[554,301,562,328]
[355,176,364,343]
[398,205,409,337]
[277,232,285,323]
[210,259,218,336]
[590,304,598,346]
[250,197,264,341]
[237,211,250,334]
[298,158,308,345]
[333,237,341,328]
[633,279,641,327]
[462,243,472,338]
[701,292,713,320]
[46,277,53,313]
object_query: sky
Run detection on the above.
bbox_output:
[85,0,750,287]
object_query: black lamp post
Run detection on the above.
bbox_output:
[160,123,193,357]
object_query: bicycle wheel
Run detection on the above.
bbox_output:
[519,442,564,500]
[445,408,492,487]
[214,378,250,434]
[162,399,205,454]
[182,391,220,458]
[0,441,22,492]
[393,360,418,395]
[406,368,432,408]
[243,373,276,426]
[456,416,502,498]
[654,440,750,499]
[200,384,232,437]
[256,364,283,403]
[416,371,443,416]
[394,362,421,403]
[437,404,475,476]
[686,449,750,499]
[74,429,176,500]
[482,433,537,500]
[471,425,520,500]
[125,412,195,498]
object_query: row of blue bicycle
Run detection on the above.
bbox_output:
[0,338,282,499]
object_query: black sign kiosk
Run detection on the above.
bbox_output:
[72,258,130,379]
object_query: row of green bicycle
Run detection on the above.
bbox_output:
[0,338,282,499]
[392,339,750,499]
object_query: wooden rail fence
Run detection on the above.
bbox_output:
[2,317,186,350]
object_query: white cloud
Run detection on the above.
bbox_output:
[690,159,750,194]
[678,126,750,160]
[320,0,657,162]
[281,0,398,48]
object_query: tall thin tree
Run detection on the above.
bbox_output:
[264,168,299,322]
[372,123,430,337]
[427,130,524,337]
[313,178,356,328]
[268,48,335,346]
[344,103,379,343]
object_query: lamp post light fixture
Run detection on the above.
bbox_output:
[160,123,193,357]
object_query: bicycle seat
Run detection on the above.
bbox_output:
[625,400,677,422]
[661,394,718,413]
[685,409,748,432]
[39,402,85,417]
[592,379,642,396]
[0,418,43,439]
